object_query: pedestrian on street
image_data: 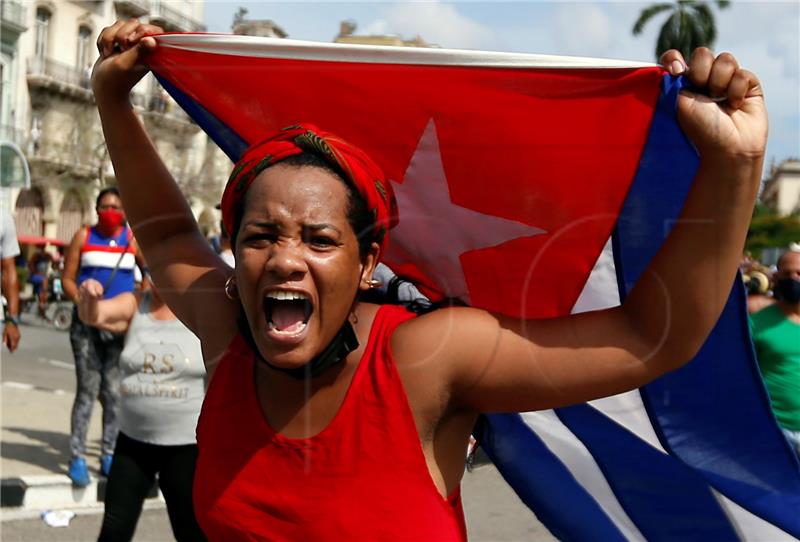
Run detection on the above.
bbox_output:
[92,20,767,540]
[77,274,206,542]
[750,249,800,456]
[62,187,144,487]
[1,211,21,352]
[27,247,52,317]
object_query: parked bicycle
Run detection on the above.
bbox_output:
[19,273,73,331]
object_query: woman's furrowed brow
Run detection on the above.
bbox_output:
[305,223,342,234]
[241,221,341,234]
[242,220,278,229]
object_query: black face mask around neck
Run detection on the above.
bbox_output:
[237,311,360,379]
[775,277,800,304]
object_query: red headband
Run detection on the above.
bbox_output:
[220,124,395,255]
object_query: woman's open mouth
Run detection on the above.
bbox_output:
[263,290,313,342]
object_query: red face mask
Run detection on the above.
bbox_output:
[96,209,125,235]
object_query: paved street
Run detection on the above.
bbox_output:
[1,465,554,541]
[1,321,92,479]
[0,506,172,541]
[2,318,76,394]
[1,321,555,541]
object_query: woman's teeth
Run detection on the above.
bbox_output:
[267,321,307,334]
[265,291,310,301]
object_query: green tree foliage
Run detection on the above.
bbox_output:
[746,204,800,255]
[632,1,731,60]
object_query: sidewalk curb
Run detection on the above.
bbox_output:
[0,499,166,522]
[1,475,161,513]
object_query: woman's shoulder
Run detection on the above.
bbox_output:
[395,305,491,332]
[391,306,495,364]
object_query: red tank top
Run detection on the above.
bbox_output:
[194,305,467,541]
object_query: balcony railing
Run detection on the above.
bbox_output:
[1,0,28,31]
[128,89,193,127]
[28,56,92,90]
[114,0,150,18]
[150,0,204,32]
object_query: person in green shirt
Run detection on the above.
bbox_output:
[750,250,800,455]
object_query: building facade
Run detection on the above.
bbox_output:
[334,20,432,48]
[1,0,27,145]
[762,159,800,217]
[5,7,435,252]
[5,0,227,249]
[1,0,29,217]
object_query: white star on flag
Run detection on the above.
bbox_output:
[386,119,547,303]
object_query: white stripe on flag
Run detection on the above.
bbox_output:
[712,489,795,541]
[521,410,646,541]
[588,392,663,450]
[572,237,620,314]
[155,34,655,70]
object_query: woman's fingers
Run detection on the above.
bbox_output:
[97,20,125,57]
[694,49,762,111]
[706,52,738,100]
[96,20,163,58]
[659,49,687,75]
[119,19,143,48]
[727,68,763,110]
[672,48,762,112]
[113,19,145,53]
[130,23,164,44]
[686,47,715,89]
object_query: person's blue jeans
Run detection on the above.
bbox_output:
[68,314,123,457]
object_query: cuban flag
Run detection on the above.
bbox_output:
[146,34,800,540]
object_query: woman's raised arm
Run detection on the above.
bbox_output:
[92,20,238,361]
[394,48,767,414]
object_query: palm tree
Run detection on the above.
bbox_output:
[632,1,730,61]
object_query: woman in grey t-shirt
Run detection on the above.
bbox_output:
[77,275,206,541]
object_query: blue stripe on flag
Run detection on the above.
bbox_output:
[479,414,627,542]
[614,73,800,536]
[556,404,739,541]
[154,74,248,161]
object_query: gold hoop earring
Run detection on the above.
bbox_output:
[365,278,383,289]
[224,276,239,300]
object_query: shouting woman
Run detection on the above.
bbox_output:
[91,20,766,540]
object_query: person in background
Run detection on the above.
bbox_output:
[744,269,775,314]
[77,275,206,542]
[28,247,53,317]
[750,249,800,456]
[1,212,21,352]
[62,187,143,487]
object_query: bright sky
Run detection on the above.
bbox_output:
[203,1,799,169]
